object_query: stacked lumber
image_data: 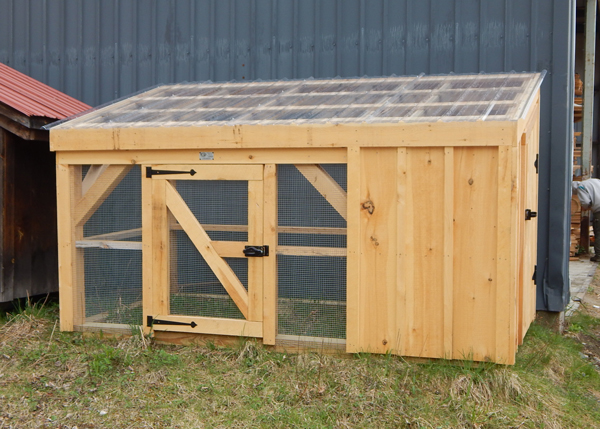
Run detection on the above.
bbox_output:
[575,73,583,123]
[571,194,582,259]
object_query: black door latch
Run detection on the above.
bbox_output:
[243,245,269,257]
[525,209,537,220]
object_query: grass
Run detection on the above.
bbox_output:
[1,300,599,428]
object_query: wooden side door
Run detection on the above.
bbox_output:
[144,164,265,338]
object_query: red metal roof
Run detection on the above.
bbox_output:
[0,62,90,120]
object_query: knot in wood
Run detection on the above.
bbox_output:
[468,178,474,185]
[362,200,375,214]
[382,339,388,345]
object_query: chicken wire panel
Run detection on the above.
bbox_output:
[169,179,249,319]
[174,180,248,242]
[278,256,347,339]
[84,248,142,325]
[169,230,247,320]
[277,164,347,340]
[80,165,142,326]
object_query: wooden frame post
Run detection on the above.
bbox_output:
[262,164,278,344]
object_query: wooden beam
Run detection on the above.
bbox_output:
[345,147,361,353]
[74,165,133,226]
[56,147,347,165]
[149,164,263,181]
[276,246,346,257]
[150,315,262,337]
[294,164,347,220]
[75,240,142,250]
[211,241,248,258]
[142,166,154,335]
[81,164,109,195]
[247,179,264,322]
[51,121,517,151]
[165,181,249,319]
[262,164,278,345]
[0,114,48,141]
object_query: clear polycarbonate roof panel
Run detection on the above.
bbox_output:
[51,72,544,130]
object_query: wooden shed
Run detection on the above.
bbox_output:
[0,63,90,303]
[50,72,543,364]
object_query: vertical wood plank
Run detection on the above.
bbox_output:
[346,147,361,352]
[141,166,153,335]
[152,179,169,317]
[262,164,278,344]
[496,145,517,364]
[247,175,264,322]
[403,148,445,358]
[453,147,498,362]
[396,147,407,356]
[358,148,397,354]
[443,147,454,359]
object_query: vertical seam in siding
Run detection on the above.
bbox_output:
[293,0,298,79]
[382,0,388,75]
[133,0,138,91]
[453,0,458,73]
[336,0,341,75]
[504,0,510,71]
[478,0,485,71]
[249,0,255,81]
[96,1,101,105]
[60,0,65,91]
[190,0,196,80]
[43,0,47,83]
[209,0,215,81]
[229,0,235,81]
[313,0,319,78]
[530,0,538,71]
[271,0,278,78]
[171,0,176,83]
[26,0,30,75]
[78,1,83,100]
[359,0,366,76]
[115,0,121,98]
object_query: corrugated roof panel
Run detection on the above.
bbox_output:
[53,73,543,130]
[0,62,90,120]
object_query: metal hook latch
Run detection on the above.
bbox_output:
[243,245,269,257]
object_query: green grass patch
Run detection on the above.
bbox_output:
[0,300,599,428]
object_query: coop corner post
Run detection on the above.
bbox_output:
[262,164,278,345]
[346,146,361,353]
[141,165,153,336]
[496,144,517,365]
[56,163,83,331]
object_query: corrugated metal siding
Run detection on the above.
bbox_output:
[0,0,575,311]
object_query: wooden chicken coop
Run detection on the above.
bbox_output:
[49,72,543,364]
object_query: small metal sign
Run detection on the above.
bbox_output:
[200,151,214,160]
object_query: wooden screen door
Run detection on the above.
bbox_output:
[145,164,265,338]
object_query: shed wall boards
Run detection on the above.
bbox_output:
[50,73,542,364]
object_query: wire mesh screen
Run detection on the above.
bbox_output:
[169,180,248,319]
[81,165,143,326]
[277,164,347,340]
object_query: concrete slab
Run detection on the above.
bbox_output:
[567,255,598,317]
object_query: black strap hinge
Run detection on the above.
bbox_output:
[146,167,197,178]
[147,316,197,328]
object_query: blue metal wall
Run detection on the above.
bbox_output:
[0,0,576,311]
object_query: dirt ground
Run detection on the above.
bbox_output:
[567,266,600,371]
